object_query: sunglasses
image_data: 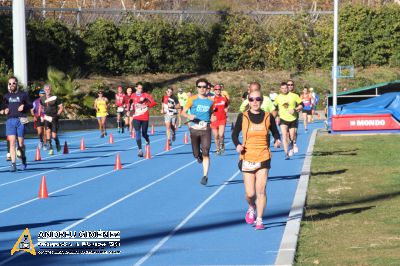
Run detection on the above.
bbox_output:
[287,84,294,86]
[8,82,16,85]
[249,97,262,102]
[197,85,207,89]
[214,88,221,91]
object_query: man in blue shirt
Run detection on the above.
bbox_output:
[181,78,215,185]
[2,76,32,172]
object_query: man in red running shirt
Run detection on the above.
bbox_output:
[211,84,229,155]
[115,86,126,133]
[131,82,156,157]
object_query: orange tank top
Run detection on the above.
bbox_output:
[240,111,271,163]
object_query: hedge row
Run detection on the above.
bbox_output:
[0,4,399,80]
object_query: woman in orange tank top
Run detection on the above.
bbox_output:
[232,88,281,230]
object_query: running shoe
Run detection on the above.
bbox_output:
[220,143,225,154]
[284,153,290,160]
[197,153,203,164]
[145,140,150,145]
[200,176,208,185]
[169,140,172,146]
[10,163,17,172]
[100,133,104,138]
[6,153,11,161]
[293,144,299,154]
[48,149,54,155]
[38,141,43,150]
[117,127,121,133]
[172,132,176,142]
[288,149,294,157]
[121,128,125,134]
[305,129,308,134]
[255,217,265,230]
[137,149,144,157]
[245,207,256,224]
[56,142,61,152]
[43,143,48,151]
[21,163,27,170]
[216,149,221,155]
[16,149,22,159]
[105,132,108,136]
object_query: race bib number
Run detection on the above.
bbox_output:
[242,160,261,171]
[117,107,124,113]
[19,117,29,124]
[191,121,208,130]
[44,115,53,122]
[133,103,148,116]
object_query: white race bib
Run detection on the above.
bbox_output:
[117,107,124,112]
[242,160,261,171]
[191,121,208,130]
[44,115,53,122]
[19,117,29,124]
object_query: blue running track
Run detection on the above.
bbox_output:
[0,121,322,266]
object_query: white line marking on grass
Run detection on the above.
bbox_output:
[133,170,241,266]
[0,151,195,266]
[0,144,186,214]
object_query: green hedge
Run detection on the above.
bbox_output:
[0,4,399,80]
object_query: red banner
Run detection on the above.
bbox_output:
[331,114,400,131]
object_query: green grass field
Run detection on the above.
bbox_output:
[295,134,400,266]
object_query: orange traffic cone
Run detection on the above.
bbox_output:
[184,132,189,144]
[164,138,171,151]
[80,137,86,150]
[150,125,154,135]
[145,145,151,159]
[114,153,122,170]
[131,130,135,139]
[63,141,69,154]
[38,176,49,199]
[35,146,41,161]
[109,133,114,144]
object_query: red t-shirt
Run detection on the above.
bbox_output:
[212,95,228,120]
[115,92,125,107]
[123,94,133,110]
[131,93,156,121]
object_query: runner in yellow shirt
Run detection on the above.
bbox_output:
[177,88,188,128]
[273,82,303,160]
[94,90,109,138]
[239,83,275,113]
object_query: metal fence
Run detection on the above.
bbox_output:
[0,6,333,27]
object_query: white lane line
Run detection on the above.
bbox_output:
[0,144,186,214]
[0,130,98,158]
[274,129,318,266]
[0,135,134,186]
[0,131,184,187]
[133,170,241,266]
[0,151,195,266]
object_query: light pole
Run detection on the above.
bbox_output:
[332,0,339,115]
[12,0,28,88]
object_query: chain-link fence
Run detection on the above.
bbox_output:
[0,6,332,27]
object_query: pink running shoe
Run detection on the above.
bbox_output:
[255,218,265,230]
[245,207,255,224]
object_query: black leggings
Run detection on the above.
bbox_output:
[189,127,211,158]
[133,119,149,150]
